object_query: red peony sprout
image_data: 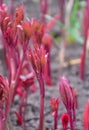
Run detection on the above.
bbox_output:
[28,44,47,130]
[79,0,89,79]
[50,97,59,130]
[59,76,78,130]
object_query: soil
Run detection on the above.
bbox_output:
[0,0,89,130]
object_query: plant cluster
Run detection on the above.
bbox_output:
[0,2,59,130]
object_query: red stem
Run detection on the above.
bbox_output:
[0,121,4,130]
[40,0,48,23]
[79,29,88,79]
[38,74,45,130]
[63,127,67,130]
[12,41,29,100]
[63,126,67,130]
[0,0,3,5]
[79,2,89,79]
[19,91,28,130]
[47,53,51,78]
[54,110,58,130]
[59,0,65,23]
[44,45,52,85]
[73,108,76,129]
[68,110,75,130]
[0,104,5,130]
[10,0,14,16]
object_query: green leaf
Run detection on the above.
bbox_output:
[31,0,39,3]
[45,14,84,44]
[70,0,80,27]
[79,1,86,8]
[67,28,83,44]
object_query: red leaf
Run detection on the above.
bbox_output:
[15,5,24,23]
[15,112,23,125]
[50,98,59,111]
[46,14,61,31]
[20,72,34,88]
